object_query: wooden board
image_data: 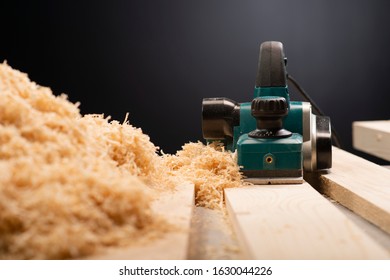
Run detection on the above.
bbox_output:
[353,120,390,161]
[90,182,194,259]
[305,147,390,235]
[225,182,390,259]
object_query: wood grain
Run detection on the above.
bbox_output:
[225,182,390,259]
[353,120,390,161]
[90,182,194,259]
[306,147,390,235]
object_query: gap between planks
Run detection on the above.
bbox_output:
[187,207,244,260]
[225,182,390,259]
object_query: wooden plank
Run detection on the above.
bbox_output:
[305,147,390,235]
[90,182,194,259]
[225,182,390,259]
[332,202,390,252]
[353,120,390,161]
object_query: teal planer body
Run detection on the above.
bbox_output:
[202,41,332,184]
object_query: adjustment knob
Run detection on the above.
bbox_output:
[248,97,292,138]
[251,97,289,118]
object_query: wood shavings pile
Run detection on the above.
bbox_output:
[163,142,245,210]
[0,62,176,259]
[0,62,244,259]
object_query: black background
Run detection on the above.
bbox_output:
[1,0,390,163]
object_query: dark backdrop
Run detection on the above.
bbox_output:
[1,0,389,163]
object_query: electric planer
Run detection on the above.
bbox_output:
[201,41,332,184]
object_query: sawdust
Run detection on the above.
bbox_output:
[0,62,245,259]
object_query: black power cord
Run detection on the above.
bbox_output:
[287,74,343,148]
